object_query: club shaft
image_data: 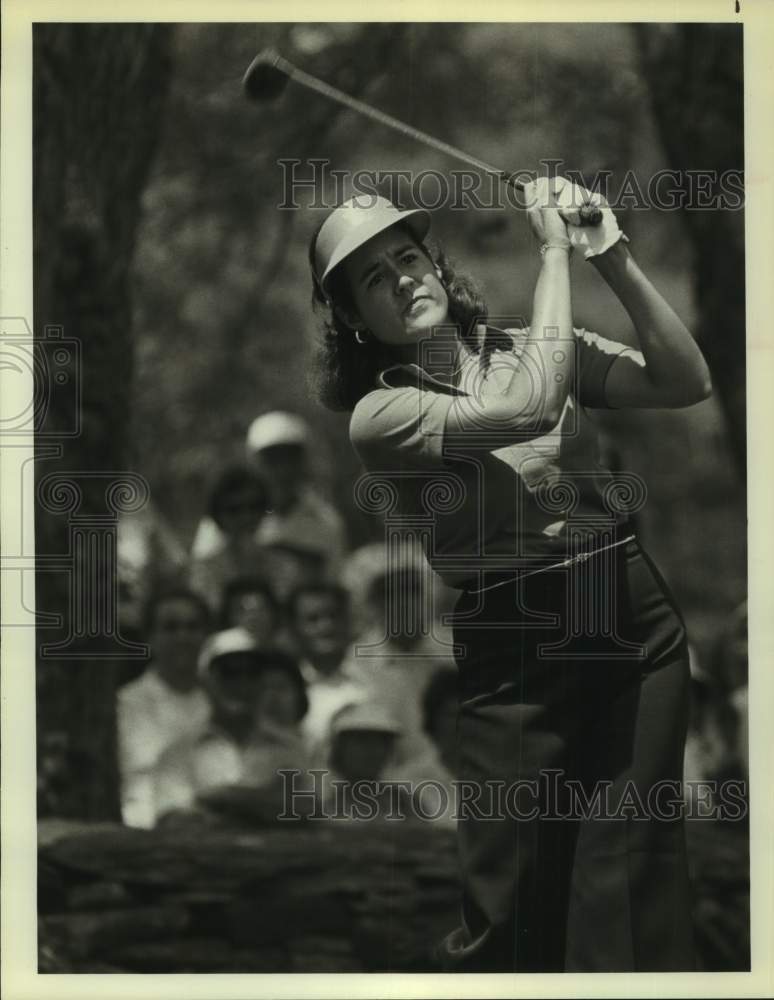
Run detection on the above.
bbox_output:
[272,54,526,193]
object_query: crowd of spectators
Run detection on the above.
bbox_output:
[116,410,458,829]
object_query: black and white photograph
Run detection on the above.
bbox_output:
[1,2,771,996]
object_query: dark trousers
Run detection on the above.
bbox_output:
[440,538,695,972]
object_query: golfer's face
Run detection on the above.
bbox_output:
[342,228,449,346]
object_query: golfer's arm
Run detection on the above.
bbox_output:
[447,247,573,437]
[526,246,574,422]
[591,243,712,407]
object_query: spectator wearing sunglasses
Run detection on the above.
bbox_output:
[188,464,271,614]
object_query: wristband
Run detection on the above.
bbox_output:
[539,241,572,257]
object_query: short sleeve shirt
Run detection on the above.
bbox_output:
[153,728,244,818]
[349,326,640,588]
[117,670,210,828]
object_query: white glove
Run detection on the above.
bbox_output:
[552,177,629,260]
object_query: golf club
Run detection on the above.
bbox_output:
[243,48,603,226]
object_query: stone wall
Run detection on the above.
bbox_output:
[38,817,459,973]
[38,815,749,973]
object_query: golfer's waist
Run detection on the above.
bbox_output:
[460,533,638,594]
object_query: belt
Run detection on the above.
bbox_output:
[464,533,637,595]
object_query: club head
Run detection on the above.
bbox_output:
[243,49,290,101]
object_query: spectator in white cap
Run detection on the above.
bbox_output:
[246,410,347,577]
[321,700,406,818]
[152,628,311,824]
[245,408,309,454]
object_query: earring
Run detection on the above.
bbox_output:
[354,330,368,345]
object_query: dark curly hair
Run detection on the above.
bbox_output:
[308,221,488,412]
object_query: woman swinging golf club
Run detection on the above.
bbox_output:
[307,179,711,972]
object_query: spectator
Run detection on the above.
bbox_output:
[730,685,748,782]
[683,631,747,812]
[260,540,328,605]
[241,647,311,788]
[322,701,405,819]
[342,541,458,639]
[116,497,189,685]
[287,583,365,753]
[348,561,456,765]
[154,629,310,822]
[220,575,282,648]
[117,589,210,828]
[188,464,270,614]
[247,411,347,577]
[683,670,736,789]
[714,599,748,692]
[191,411,347,578]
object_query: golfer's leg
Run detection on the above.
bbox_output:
[441,594,583,973]
[565,546,694,971]
[448,692,580,971]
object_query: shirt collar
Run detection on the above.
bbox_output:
[376,325,517,395]
[376,362,468,396]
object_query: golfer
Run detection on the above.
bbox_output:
[307,180,711,972]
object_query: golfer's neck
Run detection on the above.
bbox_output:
[396,327,464,377]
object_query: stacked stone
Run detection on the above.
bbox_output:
[38,818,460,973]
[38,815,749,972]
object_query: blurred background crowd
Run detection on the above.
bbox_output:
[114,408,461,829]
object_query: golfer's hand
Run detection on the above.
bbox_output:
[524,176,572,251]
[552,179,629,260]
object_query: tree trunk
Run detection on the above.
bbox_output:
[634,24,746,475]
[34,25,173,819]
